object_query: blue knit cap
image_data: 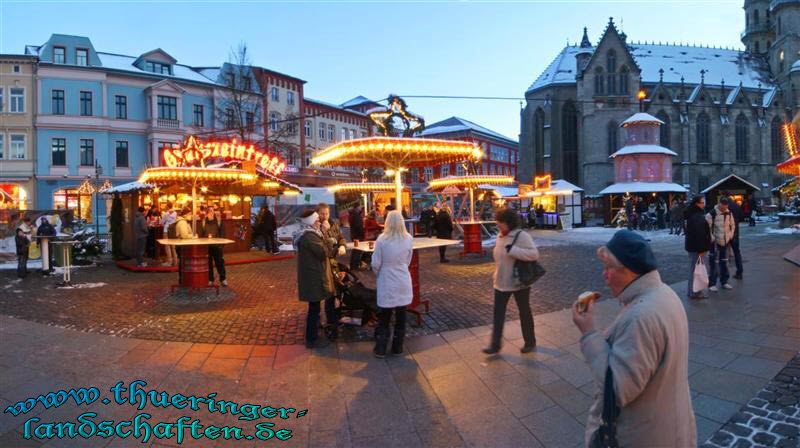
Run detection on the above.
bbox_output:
[606,230,657,275]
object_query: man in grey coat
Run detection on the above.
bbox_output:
[572,230,696,447]
[134,207,148,267]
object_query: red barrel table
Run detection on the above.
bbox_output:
[459,220,493,257]
[158,238,234,296]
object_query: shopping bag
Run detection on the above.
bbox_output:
[692,255,708,294]
[28,241,41,260]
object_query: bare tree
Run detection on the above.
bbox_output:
[212,43,262,143]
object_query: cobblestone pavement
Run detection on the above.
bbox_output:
[0,230,691,345]
[705,355,800,448]
[0,227,797,447]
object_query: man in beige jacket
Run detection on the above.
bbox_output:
[705,197,737,292]
[573,230,696,447]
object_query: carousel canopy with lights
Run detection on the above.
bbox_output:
[779,121,800,175]
[328,182,408,193]
[426,175,515,192]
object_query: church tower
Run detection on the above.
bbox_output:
[767,0,800,104]
[742,0,773,56]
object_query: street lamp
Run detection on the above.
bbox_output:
[637,88,647,112]
[94,160,103,235]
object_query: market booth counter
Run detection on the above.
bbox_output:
[521,177,584,229]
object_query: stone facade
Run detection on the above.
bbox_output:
[520,8,800,197]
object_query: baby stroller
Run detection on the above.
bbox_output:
[333,262,378,327]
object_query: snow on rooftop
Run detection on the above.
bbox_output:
[527,43,774,94]
[610,144,678,157]
[598,182,688,195]
[341,96,374,108]
[97,52,215,85]
[621,113,663,127]
[420,117,517,144]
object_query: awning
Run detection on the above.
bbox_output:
[599,182,688,195]
[101,181,154,194]
[700,173,761,194]
[478,185,518,198]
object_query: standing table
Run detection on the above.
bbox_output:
[346,237,460,327]
[51,240,77,287]
[457,220,494,256]
[32,235,56,274]
[158,238,234,295]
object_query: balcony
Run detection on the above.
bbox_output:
[740,22,772,38]
[156,118,180,129]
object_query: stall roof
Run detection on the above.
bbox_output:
[478,185,518,197]
[610,145,678,157]
[551,179,584,192]
[700,173,761,194]
[102,181,154,193]
[599,182,688,195]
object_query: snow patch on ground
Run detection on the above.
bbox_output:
[55,282,107,289]
[764,227,800,235]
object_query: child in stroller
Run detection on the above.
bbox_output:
[333,262,378,327]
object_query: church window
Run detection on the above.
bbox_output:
[594,68,605,95]
[607,121,618,155]
[735,114,749,163]
[534,108,545,175]
[607,50,616,72]
[778,17,782,34]
[755,41,760,53]
[619,66,629,95]
[656,111,671,148]
[754,10,759,25]
[561,101,579,184]
[771,116,784,163]
[696,112,710,162]
[767,40,771,48]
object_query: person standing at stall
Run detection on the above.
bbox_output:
[433,206,454,263]
[318,203,346,340]
[161,203,178,266]
[726,196,745,280]
[294,209,336,348]
[483,207,540,355]
[134,207,148,267]
[256,205,278,255]
[421,205,436,237]
[349,203,365,270]
[684,195,711,299]
[145,205,161,259]
[202,206,227,287]
[371,210,413,358]
[706,197,736,292]
[15,226,30,278]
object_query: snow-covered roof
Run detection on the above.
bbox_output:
[610,144,678,157]
[552,179,584,192]
[341,96,375,108]
[527,43,774,94]
[96,52,216,85]
[305,97,367,116]
[195,67,221,83]
[621,113,663,127]
[725,84,742,105]
[479,185,519,197]
[700,173,761,193]
[598,182,688,195]
[102,181,153,193]
[419,117,517,144]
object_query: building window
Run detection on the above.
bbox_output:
[0,87,3,112]
[696,112,710,162]
[698,175,709,192]
[242,77,251,91]
[656,111,671,148]
[9,135,25,159]
[341,128,347,141]
[755,41,761,54]
[53,188,93,223]
[328,125,335,141]
[562,100,579,183]
[271,87,279,102]
[13,65,20,73]
[619,66,629,95]
[157,95,177,120]
[76,49,88,66]
[735,114,749,163]
[456,163,465,176]
[305,120,312,138]
[319,122,326,140]
[533,108,545,175]
[361,131,367,138]
[424,167,433,181]
[52,90,65,115]
[607,50,616,73]
[115,141,129,168]
[10,88,24,113]
[226,108,236,129]
[145,61,171,75]
[607,121,618,155]
[53,46,66,64]
[594,68,604,95]
[287,91,295,105]
[115,95,127,119]
[754,9,759,24]
[269,112,280,131]
[0,135,3,158]
[246,111,255,132]
[441,164,450,177]
[771,116,784,163]
[193,104,204,127]
[80,91,92,116]
[51,138,66,166]
[79,139,94,166]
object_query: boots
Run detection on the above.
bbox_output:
[391,328,405,355]
[373,326,388,358]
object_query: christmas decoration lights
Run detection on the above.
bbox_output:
[162,135,286,176]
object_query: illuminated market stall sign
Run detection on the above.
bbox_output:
[162,136,286,176]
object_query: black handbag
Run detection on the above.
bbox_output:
[507,231,546,286]
[590,366,621,448]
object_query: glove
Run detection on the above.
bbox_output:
[338,246,346,256]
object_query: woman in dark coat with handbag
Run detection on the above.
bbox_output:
[433,207,454,263]
[684,195,712,299]
[484,207,540,355]
[293,209,336,348]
